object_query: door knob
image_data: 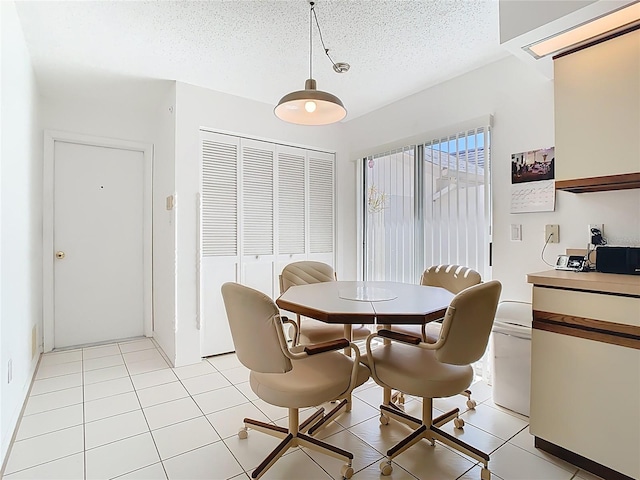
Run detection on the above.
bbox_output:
[55,251,65,259]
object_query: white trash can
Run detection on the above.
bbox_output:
[491,301,532,417]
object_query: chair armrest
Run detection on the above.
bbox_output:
[281,316,298,344]
[303,338,350,355]
[377,329,422,345]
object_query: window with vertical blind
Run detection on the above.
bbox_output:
[363,147,416,282]
[362,125,492,380]
[363,126,491,282]
[423,127,490,278]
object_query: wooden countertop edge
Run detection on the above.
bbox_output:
[527,270,640,296]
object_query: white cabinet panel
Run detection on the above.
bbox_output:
[242,261,275,299]
[200,258,237,357]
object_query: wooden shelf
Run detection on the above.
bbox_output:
[555,172,640,193]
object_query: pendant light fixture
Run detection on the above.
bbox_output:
[274,1,348,125]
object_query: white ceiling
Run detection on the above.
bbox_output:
[15,0,511,120]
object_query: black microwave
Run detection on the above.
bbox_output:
[595,246,640,275]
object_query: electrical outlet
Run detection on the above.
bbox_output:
[545,224,559,243]
[589,224,604,245]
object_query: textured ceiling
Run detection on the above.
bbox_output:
[15,0,509,120]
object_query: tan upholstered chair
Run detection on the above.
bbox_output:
[390,264,482,408]
[393,265,482,341]
[366,280,502,479]
[221,282,370,480]
[279,261,371,345]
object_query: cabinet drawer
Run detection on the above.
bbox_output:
[533,286,640,327]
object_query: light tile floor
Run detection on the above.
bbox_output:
[1,338,604,480]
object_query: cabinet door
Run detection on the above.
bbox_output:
[240,138,276,297]
[277,145,306,256]
[308,150,335,263]
[200,258,237,357]
[201,134,239,257]
[200,132,240,356]
[554,29,640,181]
[200,132,336,356]
[531,329,639,479]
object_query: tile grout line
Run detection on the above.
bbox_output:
[502,425,582,479]
[173,359,250,478]
[10,345,588,480]
[0,353,48,477]
[118,342,170,480]
[1,356,84,476]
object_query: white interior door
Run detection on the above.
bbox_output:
[49,138,151,349]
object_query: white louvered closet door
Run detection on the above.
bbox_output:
[240,139,276,298]
[308,150,335,266]
[200,132,239,357]
[276,145,306,282]
[199,131,336,357]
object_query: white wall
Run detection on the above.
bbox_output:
[39,79,177,361]
[173,82,350,366]
[0,0,42,464]
[345,55,640,302]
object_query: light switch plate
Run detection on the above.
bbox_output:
[510,224,522,241]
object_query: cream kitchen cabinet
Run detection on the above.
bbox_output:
[554,28,640,193]
[527,270,640,480]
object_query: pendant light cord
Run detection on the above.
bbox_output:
[310,2,341,72]
[309,3,313,79]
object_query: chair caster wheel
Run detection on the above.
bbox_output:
[480,467,491,479]
[238,428,248,439]
[380,414,389,425]
[466,399,477,409]
[380,461,393,476]
[340,464,354,479]
[454,417,465,429]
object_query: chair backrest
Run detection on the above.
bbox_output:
[221,282,292,374]
[420,265,481,294]
[279,261,335,294]
[435,280,502,366]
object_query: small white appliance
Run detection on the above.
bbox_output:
[491,301,532,417]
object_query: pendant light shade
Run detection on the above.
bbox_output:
[275,79,346,125]
[274,1,348,126]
